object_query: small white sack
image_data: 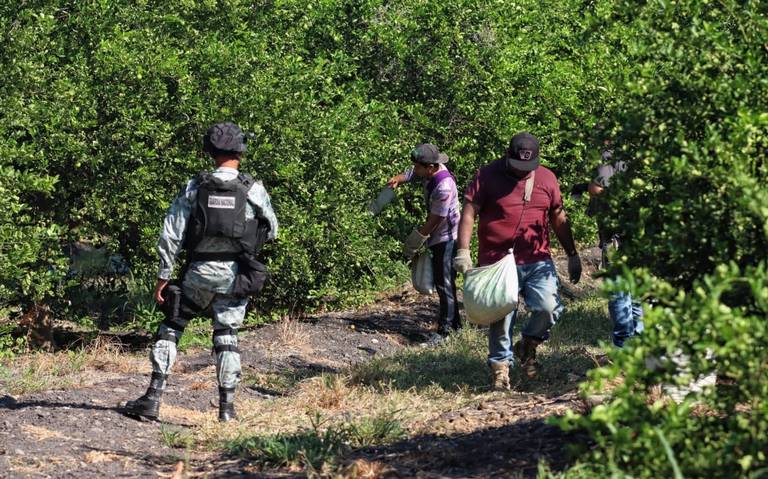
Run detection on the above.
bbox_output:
[368,186,396,216]
[463,250,519,325]
[410,251,435,295]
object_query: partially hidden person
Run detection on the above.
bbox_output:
[587,140,643,347]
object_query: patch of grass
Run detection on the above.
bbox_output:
[0,336,148,395]
[243,367,318,396]
[351,295,611,396]
[346,411,406,447]
[198,295,614,475]
[0,350,88,394]
[160,425,196,449]
[275,317,310,350]
[227,411,405,473]
[350,327,489,393]
[518,295,613,396]
[177,318,212,352]
[546,295,612,350]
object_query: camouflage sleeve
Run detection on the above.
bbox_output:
[592,164,614,188]
[157,179,197,280]
[248,181,279,240]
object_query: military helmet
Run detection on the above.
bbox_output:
[204,122,248,154]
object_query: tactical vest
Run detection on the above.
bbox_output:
[184,172,268,257]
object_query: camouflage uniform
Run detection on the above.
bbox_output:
[152,167,278,389]
[124,122,277,422]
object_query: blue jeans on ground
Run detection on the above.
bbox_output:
[488,259,563,365]
[429,239,460,334]
[609,291,643,347]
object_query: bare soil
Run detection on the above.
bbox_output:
[0,249,602,478]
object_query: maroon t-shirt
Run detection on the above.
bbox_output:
[464,159,563,266]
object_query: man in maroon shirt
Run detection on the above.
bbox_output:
[454,132,582,389]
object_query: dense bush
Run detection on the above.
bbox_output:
[556,262,768,478]
[0,0,606,321]
[589,0,767,288]
[549,1,768,477]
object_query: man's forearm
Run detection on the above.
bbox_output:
[418,214,445,236]
[457,202,478,249]
[551,208,578,256]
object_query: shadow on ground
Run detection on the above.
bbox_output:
[204,418,584,479]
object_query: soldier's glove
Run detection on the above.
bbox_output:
[403,229,429,260]
[453,249,473,274]
[568,254,582,284]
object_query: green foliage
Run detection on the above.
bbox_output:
[159,425,196,449]
[587,0,768,289]
[0,0,608,323]
[176,317,212,352]
[554,263,768,478]
[547,2,768,478]
[0,324,27,359]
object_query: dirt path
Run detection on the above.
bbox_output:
[0,251,601,478]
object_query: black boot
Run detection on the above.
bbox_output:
[123,372,167,421]
[219,386,237,422]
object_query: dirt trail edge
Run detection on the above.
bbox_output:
[1,252,600,479]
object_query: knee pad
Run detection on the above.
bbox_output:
[212,328,240,354]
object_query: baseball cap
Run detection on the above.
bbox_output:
[410,143,449,165]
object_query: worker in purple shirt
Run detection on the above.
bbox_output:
[388,144,461,343]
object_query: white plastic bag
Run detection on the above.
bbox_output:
[367,186,396,216]
[463,250,519,325]
[410,251,435,295]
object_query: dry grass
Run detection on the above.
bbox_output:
[296,374,351,410]
[274,317,311,351]
[161,404,211,426]
[83,451,124,464]
[21,424,68,442]
[9,455,80,474]
[157,461,186,479]
[1,350,87,394]
[343,459,396,478]
[80,336,147,374]
[196,372,474,448]
[0,335,149,395]
[189,380,216,391]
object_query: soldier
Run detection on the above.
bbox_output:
[123,122,278,422]
[587,142,644,347]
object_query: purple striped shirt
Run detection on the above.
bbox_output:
[403,165,460,246]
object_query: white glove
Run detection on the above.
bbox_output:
[568,254,582,284]
[403,229,428,259]
[453,248,473,273]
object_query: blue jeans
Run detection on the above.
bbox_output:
[609,291,644,347]
[488,259,563,365]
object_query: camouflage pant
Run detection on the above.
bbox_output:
[151,262,247,389]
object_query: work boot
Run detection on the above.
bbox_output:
[123,372,166,421]
[490,362,511,391]
[514,337,542,379]
[219,387,237,422]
